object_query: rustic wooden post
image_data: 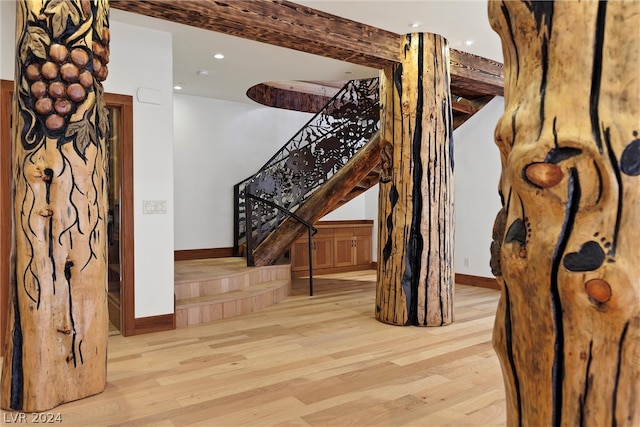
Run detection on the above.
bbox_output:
[376,33,454,326]
[488,1,639,425]
[1,0,111,412]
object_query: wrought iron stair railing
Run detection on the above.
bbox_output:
[233,78,380,266]
[245,193,317,295]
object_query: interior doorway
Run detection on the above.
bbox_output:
[0,81,135,354]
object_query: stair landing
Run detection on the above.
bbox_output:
[175,257,291,328]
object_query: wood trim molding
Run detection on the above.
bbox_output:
[132,313,175,335]
[0,80,13,356]
[104,93,136,337]
[313,220,374,227]
[174,247,235,261]
[111,0,503,96]
[455,273,500,291]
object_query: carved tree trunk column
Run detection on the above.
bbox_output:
[1,0,111,412]
[488,1,639,426]
[376,33,454,326]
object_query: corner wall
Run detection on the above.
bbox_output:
[102,21,174,318]
[173,94,313,250]
[453,97,503,278]
[0,1,12,79]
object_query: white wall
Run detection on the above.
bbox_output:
[173,94,314,249]
[1,6,176,319]
[321,192,367,221]
[364,185,379,262]
[453,97,503,277]
[102,21,175,318]
[1,1,15,80]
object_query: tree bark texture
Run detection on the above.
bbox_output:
[1,0,110,412]
[376,33,454,326]
[489,1,639,426]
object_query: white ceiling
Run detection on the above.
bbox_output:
[111,1,502,104]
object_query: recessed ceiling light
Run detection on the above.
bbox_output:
[409,21,423,28]
[173,85,182,90]
[213,53,224,59]
[464,39,475,46]
[197,69,209,77]
[344,71,353,75]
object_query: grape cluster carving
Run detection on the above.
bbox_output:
[92,27,110,82]
[24,28,110,133]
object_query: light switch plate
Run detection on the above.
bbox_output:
[142,200,167,214]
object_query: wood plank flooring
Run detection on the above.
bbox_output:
[0,270,506,426]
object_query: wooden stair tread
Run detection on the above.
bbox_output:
[176,279,289,308]
[174,261,287,285]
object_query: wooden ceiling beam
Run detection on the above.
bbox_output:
[451,95,495,115]
[111,0,399,69]
[449,49,504,97]
[111,0,503,96]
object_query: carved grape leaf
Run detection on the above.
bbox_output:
[44,0,81,39]
[24,25,50,60]
[94,0,109,38]
[65,118,97,158]
[95,92,109,139]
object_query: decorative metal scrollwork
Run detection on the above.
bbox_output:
[234,78,380,262]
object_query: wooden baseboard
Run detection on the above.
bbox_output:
[174,247,234,261]
[132,313,176,335]
[455,273,500,290]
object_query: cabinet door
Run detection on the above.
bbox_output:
[354,236,372,266]
[313,237,334,270]
[354,227,372,266]
[291,239,311,272]
[333,227,355,267]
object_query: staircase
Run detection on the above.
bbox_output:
[174,258,290,328]
[234,78,498,270]
[234,78,381,266]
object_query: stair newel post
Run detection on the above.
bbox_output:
[233,183,241,256]
[307,227,313,296]
[376,33,455,327]
[2,0,111,412]
[488,1,639,425]
[245,191,255,266]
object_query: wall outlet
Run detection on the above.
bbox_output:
[463,257,470,268]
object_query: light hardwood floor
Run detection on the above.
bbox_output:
[1,270,506,426]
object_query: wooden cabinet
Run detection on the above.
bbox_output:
[290,220,373,277]
[334,226,371,267]
[291,228,333,273]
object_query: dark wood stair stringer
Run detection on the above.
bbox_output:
[251,132,382,267]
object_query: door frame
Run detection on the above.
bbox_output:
[0,81,135,353]
[104,92,135,337]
